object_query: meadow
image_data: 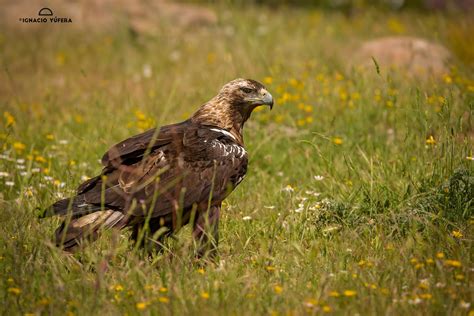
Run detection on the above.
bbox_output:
[0,4,473,315]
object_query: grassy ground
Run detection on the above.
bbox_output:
[0,5,473,315]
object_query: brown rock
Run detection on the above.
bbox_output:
[352,36,452,78]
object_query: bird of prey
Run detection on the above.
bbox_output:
[44,78,273,256]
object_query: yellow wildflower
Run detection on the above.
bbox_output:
[444,260,462,268]
[335,72,344,81]
[200,291,210,299]
[113,294,121,303]
[419,280,429,290]
[303,298,318,308]
[35,156,47,163]
[420,293,432,300]
[144,284,154,291]
[159,287,168,293]
[455,274,465,280]
[4,112,15,126]
[8,287,21,295]
[339,90,348,101]
[328,291,340,297]
[114,284,124,291]
[274,285,283,294]
[158,296,169,304]
[451,230,463,239]
[56,52,66,66]
[426,136,436,145]
[197,268,205,275]
[387,18,405,33]
[13,142,26,151]
[136,302,147,310]
[263,77,273,85]
[332,137,343,145]
[388,88,399,96]
[343,290,357,297]
[74,115,83,123]
[289,78,299,87]
[415,263,424,270]
[207,53,216,64]
[436,252,444,259]
[322,305,332,313]
[297,119,306,127]
[38,298,50,305]
[380,288,390,295]
[134,110,146,121]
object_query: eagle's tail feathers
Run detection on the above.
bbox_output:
[55,210,126,251]
[42,195,101,218]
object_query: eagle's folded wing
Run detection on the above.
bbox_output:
[77,125,247,218]
[101,120,189,167]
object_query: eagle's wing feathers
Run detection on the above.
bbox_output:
[101,120,189,167]
[49,124,247,222]
[123,126,248,217]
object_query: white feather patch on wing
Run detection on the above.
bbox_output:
[209,128,237,141]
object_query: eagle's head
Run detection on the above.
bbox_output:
[192,79,274,141]
[218,78,274,110]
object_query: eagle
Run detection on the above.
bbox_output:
[44,78,273,256]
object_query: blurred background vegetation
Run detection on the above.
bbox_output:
[194,0,473,11]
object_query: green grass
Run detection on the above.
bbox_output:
[0,5,473,315]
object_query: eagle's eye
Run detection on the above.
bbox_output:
[240,87,253,94]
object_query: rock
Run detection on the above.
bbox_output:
[352,36,452,78]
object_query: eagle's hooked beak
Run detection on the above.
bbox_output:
[248,88,274,110]
[261,89,274,110]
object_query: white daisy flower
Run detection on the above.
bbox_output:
[142,64,152,78]
[282,185,294,192]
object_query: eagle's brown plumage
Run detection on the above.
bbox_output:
[45,78,273,255]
